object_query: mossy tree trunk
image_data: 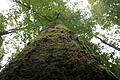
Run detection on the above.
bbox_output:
[0,20,119,80]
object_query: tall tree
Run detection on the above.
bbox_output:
[0,20,118,80]
[0,0,119,79]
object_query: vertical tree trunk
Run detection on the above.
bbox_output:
[0,20,119,80]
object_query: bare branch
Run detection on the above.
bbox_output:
[95,36,120,51]
[0,29,15,36]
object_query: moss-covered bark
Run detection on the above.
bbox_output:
[0,21,119,80]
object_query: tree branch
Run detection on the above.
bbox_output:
[15,0,52,22]
[0,28,16,36]
[0,27,25,36]
[53,11,60,20]
[95,36,120,51]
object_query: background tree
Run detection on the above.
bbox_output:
[88,0,120,78]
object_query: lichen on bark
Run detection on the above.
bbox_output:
[0,20,119,80]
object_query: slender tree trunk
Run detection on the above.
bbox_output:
[0,20,119,80]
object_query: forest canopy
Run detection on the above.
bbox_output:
[0,0,120,79]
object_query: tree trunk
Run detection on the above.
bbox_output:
[0,20,119,80]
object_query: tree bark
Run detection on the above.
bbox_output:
[0,20,119,80]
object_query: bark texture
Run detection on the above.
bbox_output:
[0,21,119,80]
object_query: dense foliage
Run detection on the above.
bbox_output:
[0,0,120,79]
